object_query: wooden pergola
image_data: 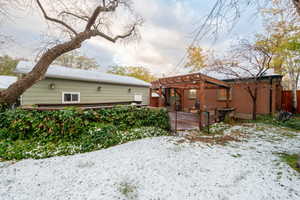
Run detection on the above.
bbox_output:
[151,72,231,129]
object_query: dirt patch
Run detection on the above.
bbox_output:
[230,129,248,139]
[179,128,248,145]
[184,135,240,145]
[175,139,187,144]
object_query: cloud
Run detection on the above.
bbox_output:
[0,0,263,76]
[86,0,201,75]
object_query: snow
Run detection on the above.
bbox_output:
[1,124,300,200]
[15,61,151,87]
[0,76,17,89]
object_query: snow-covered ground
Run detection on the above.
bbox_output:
[1,123,300,200]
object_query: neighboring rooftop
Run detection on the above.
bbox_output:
[197,67,281,81]
[0,75,17,89]
[15,61,151,87]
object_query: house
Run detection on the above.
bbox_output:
[13,61,150,106]
[151,68,282,120]
[0,75,18,91]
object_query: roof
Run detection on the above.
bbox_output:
[197,67,282,81]
[15,61,151,87]
[0,75,17,89]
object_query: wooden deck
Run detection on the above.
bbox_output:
[169,112,200,131]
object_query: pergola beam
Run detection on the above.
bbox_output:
[151,72,229,89]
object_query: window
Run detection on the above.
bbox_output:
[134,94,143,102]
[217,89,232,101]
[188,89,197,99]
[62,92,80,103]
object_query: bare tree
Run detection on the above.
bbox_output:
[211,39,274,120]
[0,0,16,19]
[0,0,22,48]
[192,0,300,42]
[0,0,141,104]
[293,0,300,15]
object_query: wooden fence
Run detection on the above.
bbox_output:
[282,90,300,113]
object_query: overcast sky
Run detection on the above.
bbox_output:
[0,0,263,76]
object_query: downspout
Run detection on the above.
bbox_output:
[269,77,273,115]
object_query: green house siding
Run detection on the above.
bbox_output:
[21,78,149,105]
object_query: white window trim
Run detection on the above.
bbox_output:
[134,93,143,102]
[62,92,80,104]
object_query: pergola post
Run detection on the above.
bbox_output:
[181,89,185,112]
[198,81,206,130]
[174,88,177,133]
[158,87,163,107]
[226,88,230,108]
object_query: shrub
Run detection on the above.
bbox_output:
[0,109,89,140]
[253,115,300,131]
[0,106,170,141]
[0,126,170,161]
[0,106,171,161]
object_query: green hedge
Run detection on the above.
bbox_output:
[0,126,170,161]
[0,106,171,161]
[0,106,170,141]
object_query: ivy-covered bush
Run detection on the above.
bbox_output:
[0,106,171,161]
[0,108,90,140]
[0,126,170,161]
[0,106,170,141]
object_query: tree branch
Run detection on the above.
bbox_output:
[93,25,136,43]
[245,86,255,100]
[59,11,89,22]
[85,1,118,31]
[293,0,300,16]
[36,0,78,35]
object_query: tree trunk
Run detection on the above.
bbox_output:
[293,0,300,16]
[252,87,258,120]
[0,31,94,104]
[291,81,298,113]
[246,85,258,120]
[252,97,257,120]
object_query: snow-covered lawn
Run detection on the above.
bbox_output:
[1,123,300,200]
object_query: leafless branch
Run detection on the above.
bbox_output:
[93,24,137,43]
[59,11,89,22]
[292,0,300,16]
[85,1,119,31]
[36,0,78,35]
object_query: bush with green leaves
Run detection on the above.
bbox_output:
[0,106,171,161]
[0,106,170,141]
[253,115,300,131]
[0,126,170,161]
